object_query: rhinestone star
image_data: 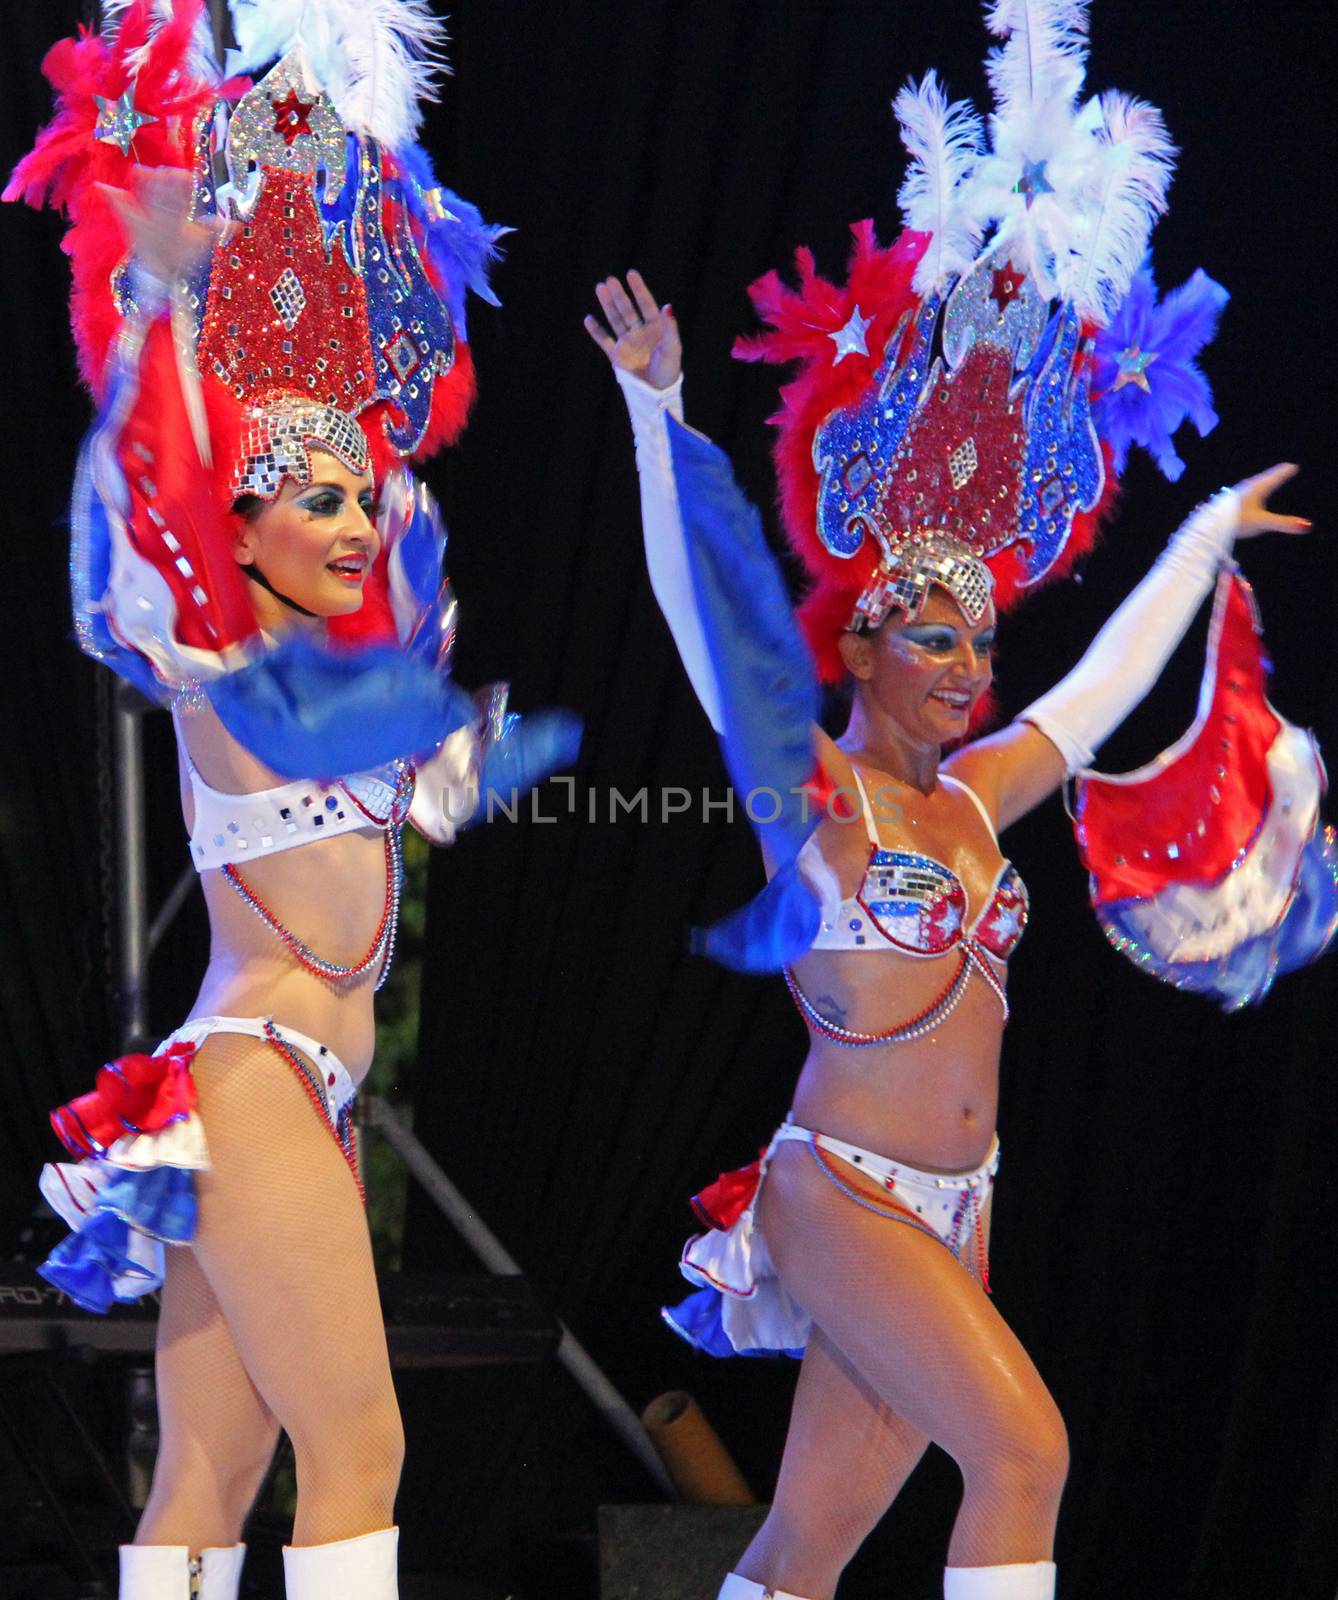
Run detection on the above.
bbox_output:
[829,305,872,365]
[1013,158,1055,210]
[989,262,1025,313]
[271,88,315,147]
[1111,345,1159,393]
[93,91,158,157]
[986,902,1023,944]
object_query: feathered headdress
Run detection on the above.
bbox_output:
[735,0,1227,681]
[6,0,505,698]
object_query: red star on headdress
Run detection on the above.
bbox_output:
[271,89,315,147]
[989,263,1024,313]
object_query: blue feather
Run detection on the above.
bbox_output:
[1093,262,1228,481]
[206,635,475,778]
[666,417,824,972]
[391,141,508,336]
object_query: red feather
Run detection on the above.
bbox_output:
[5,0,217,399]
[733,224,928,681]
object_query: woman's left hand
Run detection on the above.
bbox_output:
[1234,462,1312,541]
[583,270,681,391]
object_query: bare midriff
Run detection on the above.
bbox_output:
[174,707,391,1080]
[786,942,1005,1175]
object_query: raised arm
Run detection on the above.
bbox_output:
[947,465,1312,830]
[585,273,725,732]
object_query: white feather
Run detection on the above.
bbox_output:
[984,0,1089,117]
[895,72,986,296]
[960,0,1096,293]
[1058,92,1176,323]
[325,0,449,149]
[228,0,447,147]
[225,0,309,75]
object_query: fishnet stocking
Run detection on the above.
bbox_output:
[735,1326,930,1600]
[748,1141,1067,1587]
[136,1245,280,1550]
[134,1031,402,1551]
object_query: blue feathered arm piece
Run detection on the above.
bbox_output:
[1093,263,1229,482]
[206,634,476,779]
[666,418,823,972]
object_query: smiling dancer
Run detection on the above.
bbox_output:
[8,3,575,1597]
[585,4,1328,1597]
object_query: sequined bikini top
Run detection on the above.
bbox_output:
[807,769,1029,960]
[185,751,415,872]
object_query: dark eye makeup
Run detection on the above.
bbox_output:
[298,486,379,518]
[901,626,997,657]
[299,489,344,515]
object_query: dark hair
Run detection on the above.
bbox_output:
[231,493,265,523]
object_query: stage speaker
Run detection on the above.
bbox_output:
[598,1504,768,1600]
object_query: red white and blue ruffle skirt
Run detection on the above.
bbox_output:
[38,1036,206,1313]
[662,1145,809,1360]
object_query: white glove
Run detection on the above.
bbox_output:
[615,366,725,733]
[1022,490,1241,773]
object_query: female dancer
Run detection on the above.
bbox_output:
[583,9,1313,1593]
[588,288,1306,1600]
[12,7,571,1597]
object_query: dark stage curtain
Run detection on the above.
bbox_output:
[2,4,1334,1599]
[0,1,117,1256]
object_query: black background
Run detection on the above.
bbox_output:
[2,4,1335,1597]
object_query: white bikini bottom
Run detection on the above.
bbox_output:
[664,1121,999,1359]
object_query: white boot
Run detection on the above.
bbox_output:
[283,1527,398,1599]
[119,1544,247,1600]
[944,1562,1057,1599]
[118,1547,190,1599]
[198,1545,247,1599]
[719,1572,815,1600]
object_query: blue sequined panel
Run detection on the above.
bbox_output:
[811,299,938,559]
[1017,304,1104,585]
[361,145,457,454]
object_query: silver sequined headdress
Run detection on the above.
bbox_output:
[232,395,371,501]
[9,0,503,685]
[183,41,477,502]
[733,1,1220,682]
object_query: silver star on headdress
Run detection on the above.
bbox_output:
[829,306,873,365]
[93,91,158,157]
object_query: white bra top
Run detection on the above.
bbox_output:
[805,769,1029,959]
[185,752,415,872]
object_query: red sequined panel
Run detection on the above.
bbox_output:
[198,170,375,413]
[1077,574,1280,904]
[876,344,1024,552]
[974,866,1030,959]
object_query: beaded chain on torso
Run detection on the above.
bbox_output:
[218,766,412,991]
[262,1019,365,1206]
[785,938,1009,1046]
